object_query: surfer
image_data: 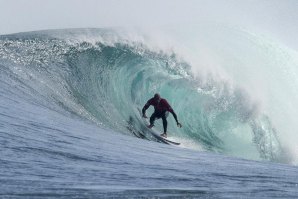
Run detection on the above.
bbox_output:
[142,93,182,138]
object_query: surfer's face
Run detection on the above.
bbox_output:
[154,95,160,101]
[154,96,161,103]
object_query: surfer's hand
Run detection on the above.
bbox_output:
[143,114,148,118]
[177,122,182,128]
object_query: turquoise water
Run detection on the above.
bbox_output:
[1,29,298,198]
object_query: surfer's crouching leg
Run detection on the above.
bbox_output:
[148,112,157,128]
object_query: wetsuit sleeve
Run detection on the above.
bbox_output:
[164,100,179,123]
[142,99,152,115]
[170,109,179,124]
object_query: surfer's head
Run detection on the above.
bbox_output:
[154,93,161,101]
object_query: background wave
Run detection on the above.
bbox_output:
[0,28,293,163]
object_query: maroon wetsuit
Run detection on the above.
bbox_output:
[142,97,178,133]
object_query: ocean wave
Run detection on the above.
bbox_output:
[0,29,286,162]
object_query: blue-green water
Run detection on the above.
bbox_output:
[1,29,297,198]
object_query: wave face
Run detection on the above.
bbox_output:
[0,28,291,163]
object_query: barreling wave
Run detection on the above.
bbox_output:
[0,29,285,162]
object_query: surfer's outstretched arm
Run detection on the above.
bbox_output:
[169,109,182,128]
[142,102,151,118]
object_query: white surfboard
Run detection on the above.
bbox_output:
[137,107,180,145]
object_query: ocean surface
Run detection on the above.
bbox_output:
[1,28,298,198]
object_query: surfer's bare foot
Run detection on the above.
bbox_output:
[147,124,154,129]
[160,133,167,138]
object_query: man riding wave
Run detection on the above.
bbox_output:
[142,93,182,138]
